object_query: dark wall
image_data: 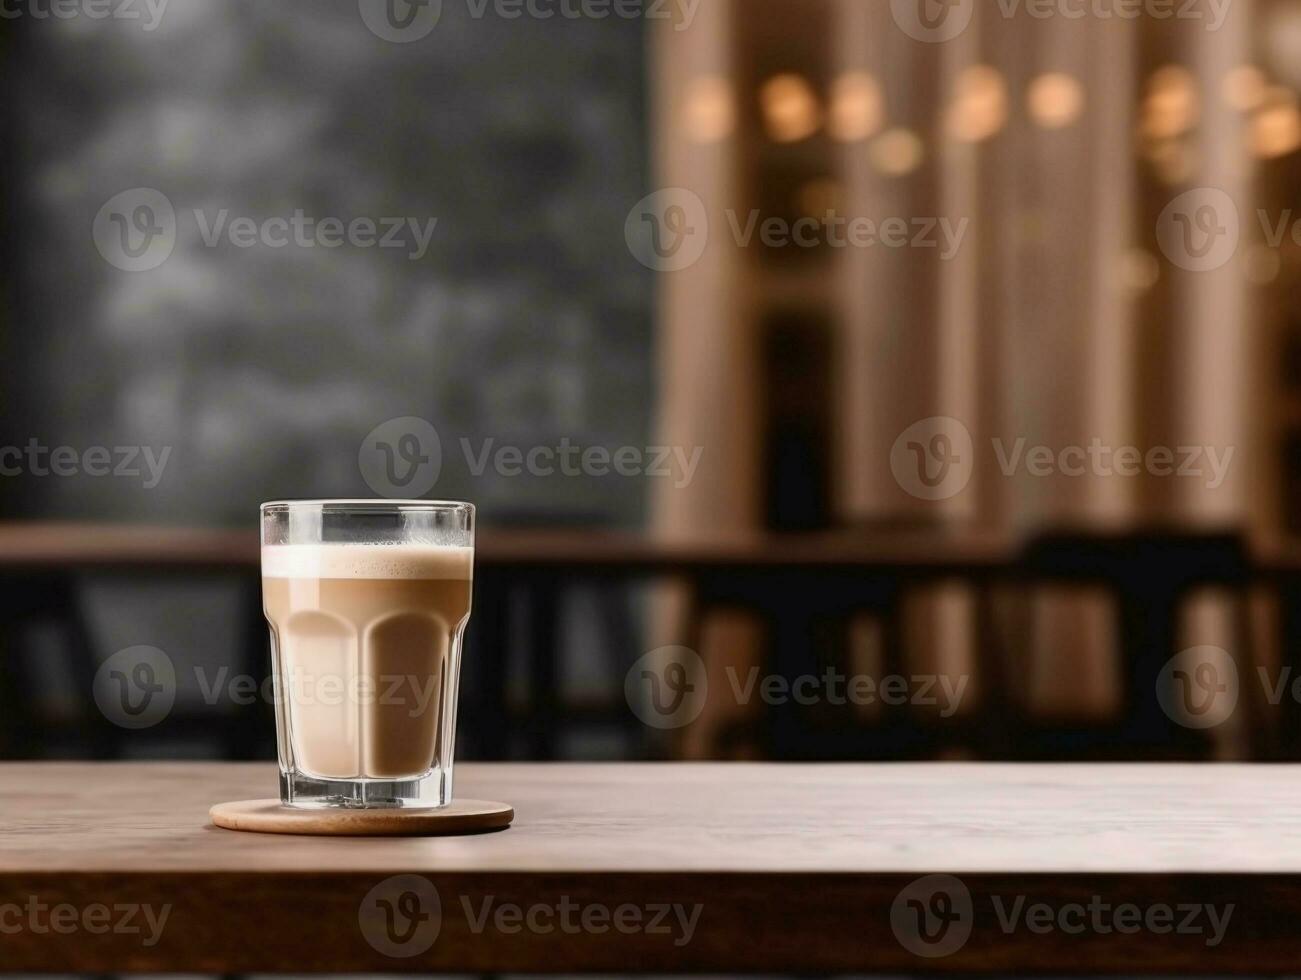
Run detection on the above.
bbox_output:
[5,0,652,527]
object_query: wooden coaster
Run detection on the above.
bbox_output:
[210,798,513,836]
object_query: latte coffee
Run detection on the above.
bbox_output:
[262,543,473,782]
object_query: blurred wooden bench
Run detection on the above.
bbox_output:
[4,521,1299,761]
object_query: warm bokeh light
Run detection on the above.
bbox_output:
[828,72,884,143]
[796,177,843,218]
[1141,65,1200,140]
[1222,65,1268,112]
[1119,248,1160,292]
[760,73,822,143]
[1027,72,1085,129]
[1251,85,1301,159]
[868,127,924,176]
[683,75,735,144]
[947,65,1008,143]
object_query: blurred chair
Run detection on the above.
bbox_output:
[465,511,641,761]
[676,534,1015,761]
[0,571,109,758]
[1009,530,1255,759]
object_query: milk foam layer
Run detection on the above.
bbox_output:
[262,543,472,580]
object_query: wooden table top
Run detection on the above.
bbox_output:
[5,762,1301,973]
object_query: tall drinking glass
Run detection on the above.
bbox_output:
[260,500,474,808]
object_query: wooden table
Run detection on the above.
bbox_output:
[4,762,1301,973]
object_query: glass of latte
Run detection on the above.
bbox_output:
[260,500,474,808]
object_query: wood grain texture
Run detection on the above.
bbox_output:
[4,762,1301,973]
[209,798,513,836]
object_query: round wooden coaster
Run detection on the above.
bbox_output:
[210,798,513,836]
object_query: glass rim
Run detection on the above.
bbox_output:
[260,498,474,513]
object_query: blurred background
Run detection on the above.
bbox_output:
[3,0,1301,767]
